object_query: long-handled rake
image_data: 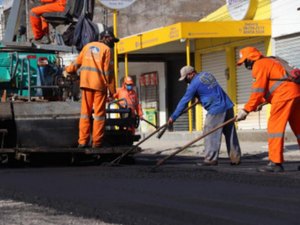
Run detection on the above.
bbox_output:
[150,116,237,172]
[156,100,199,139]
[106,124,168,166]
[107,100,199,166]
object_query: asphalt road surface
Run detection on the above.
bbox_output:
[0,153,300,225]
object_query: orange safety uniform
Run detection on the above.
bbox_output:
[243,57,300,163]
[114,83,143,133]
[30,0,66,40]
[114,85,143,118]
[66,41,116,147]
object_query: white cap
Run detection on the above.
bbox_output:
[179,65,195,81]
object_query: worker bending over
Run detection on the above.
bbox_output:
[168,66,241,166]
[236,46,300,172]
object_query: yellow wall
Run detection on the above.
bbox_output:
[194,0,271,131]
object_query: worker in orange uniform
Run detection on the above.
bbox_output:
[65,29,119,148]
[30,0,66,44]
[236,46,300,172]
[114,76,143,134]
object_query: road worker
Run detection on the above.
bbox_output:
[65,29,119,148]
[113,76,143,134]
[168,66,241,166]
[30,0,66,44]
[236,46,300,172]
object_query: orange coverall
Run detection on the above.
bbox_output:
[243,57,300,163]
[30,0,66,40]
[114,84,143,133]
[66,42,116,147]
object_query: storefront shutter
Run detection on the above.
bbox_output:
[274,34,300,130]
[236,42,267,130]
[275,34,300,68]
[201,51,227,128]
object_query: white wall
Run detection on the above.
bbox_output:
[272,0,300,38]
[119,62,166,126]
[0,6,3,40]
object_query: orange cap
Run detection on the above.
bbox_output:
[237,47,263,66]
[124,76,134,85]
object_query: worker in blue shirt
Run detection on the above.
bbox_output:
[168,65,241,166]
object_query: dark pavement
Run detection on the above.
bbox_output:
[0,150,300,225]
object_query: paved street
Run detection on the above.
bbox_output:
[0,134,300,225]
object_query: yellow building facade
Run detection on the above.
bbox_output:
[117,0,272,131]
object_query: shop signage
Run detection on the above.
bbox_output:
[98,0,136,10]
[226,0,258,21]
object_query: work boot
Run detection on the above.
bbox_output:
[78,144,89,148]
[257,161,284,173]
[32,35,51,44]
[196,160,218,167]
[92,144,102,149]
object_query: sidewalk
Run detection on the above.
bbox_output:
[138,131,300,161]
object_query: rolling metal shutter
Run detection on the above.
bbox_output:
[274,34,300,130]
[201,51,227,128]
[275,34,300,68]
[236,42,267,130]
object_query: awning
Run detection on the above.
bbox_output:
[117,20,271,54]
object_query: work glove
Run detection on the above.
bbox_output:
[236,109,248,122]
[62,71,70,78]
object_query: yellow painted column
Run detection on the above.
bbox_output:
[194,50,203,131]
[113,9,119,87]
[225,47,237,114]
[186,39,193,132]
[125,53,128,77]
[264,37,272,118]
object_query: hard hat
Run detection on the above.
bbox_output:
[237,47,263,66]
[124,76,134,85]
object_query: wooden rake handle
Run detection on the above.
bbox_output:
[152,116,237,170]
[157,100,199,139]
[108,123,168,165]
[142,118,158,129]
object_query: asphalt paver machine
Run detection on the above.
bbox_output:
[0,0,141,165]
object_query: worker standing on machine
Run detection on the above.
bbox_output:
[168,65,241,166]
[114,76,143,134]
[236,46,300,172]
[30,0,66,44]
[64,29,119,148]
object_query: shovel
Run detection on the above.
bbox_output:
[151,116,237,171]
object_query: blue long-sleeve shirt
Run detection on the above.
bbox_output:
[170,72,233,121]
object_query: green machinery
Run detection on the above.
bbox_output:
[0,0,141,164]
